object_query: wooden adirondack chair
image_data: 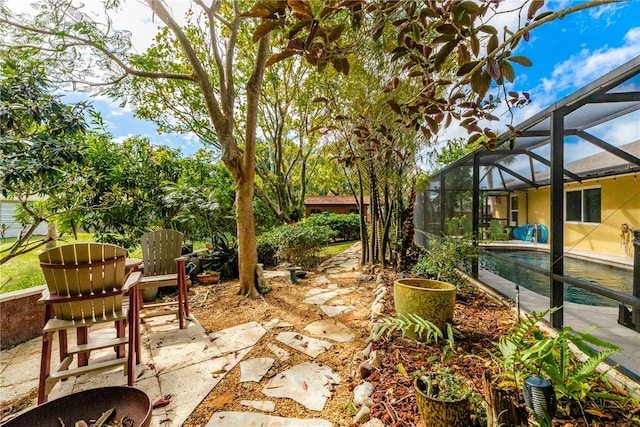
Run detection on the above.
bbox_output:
[137,229,189,332]
[38,243,140,403]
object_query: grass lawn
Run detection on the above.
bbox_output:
[0,233,95,294]
[319,241,357,257]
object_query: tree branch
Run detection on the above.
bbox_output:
[144,0,227,134]
[0,16,197,82]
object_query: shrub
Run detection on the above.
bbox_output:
[301,213,360,241]
[257,232,280,267]
[412,236,476,285]
[257,223,337,269]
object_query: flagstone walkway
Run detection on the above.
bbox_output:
[203,243,368,426]
[1,243,372,427]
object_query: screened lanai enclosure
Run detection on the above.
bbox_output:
[414,56,640,378]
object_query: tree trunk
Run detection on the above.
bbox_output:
[397,184,416,272]
[46,222,57,249]
[235,175,260,298]
[482,370,528,427]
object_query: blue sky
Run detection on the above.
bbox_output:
[58,1,640,158]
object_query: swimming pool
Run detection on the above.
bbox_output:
[479,250,633,307]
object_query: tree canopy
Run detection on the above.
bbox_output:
[0,0,621,286]
[0,58,90,263]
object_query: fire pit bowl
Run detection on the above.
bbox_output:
[1,387,151,427]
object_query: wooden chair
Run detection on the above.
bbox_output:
[38,243,140,403]
[138,229,189,331]
[489,219,510,241]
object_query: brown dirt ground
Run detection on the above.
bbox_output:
[183,270,378,426]
[184,268,640,427]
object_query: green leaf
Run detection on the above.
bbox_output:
[434,40,458,70]
[508,56,533,67]
[477,25,497,35]
[534,11,554,21]
[265,49,298,67]
[396,363,409,378]
[253,20,279,42]
[501,60,515,83]
[487,34,498,54]
[459,1,481,15]
[527,0,545,20]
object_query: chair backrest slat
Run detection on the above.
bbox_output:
[39,243,126,321]
[141,230,184,277]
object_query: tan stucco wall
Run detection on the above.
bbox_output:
[512,174,638,256]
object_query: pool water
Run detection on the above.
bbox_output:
[480,250,633,307]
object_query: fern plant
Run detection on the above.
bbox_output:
[368,312,444,343]
[489,307,622,422]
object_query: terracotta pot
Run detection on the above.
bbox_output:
[393,278,456,341]
[414,377,470,427]
[197,273,220,285]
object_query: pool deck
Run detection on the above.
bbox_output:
[475,241,639,390]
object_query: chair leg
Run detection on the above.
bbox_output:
[135,289,142,364]
[127,306,135,386]
[38,331,53,404]
[131,288,141,365]
[183,276,190,319]
[115,319,126,359]
[178,275,185,329]
[77,327,89,367]
[58,330,68,362]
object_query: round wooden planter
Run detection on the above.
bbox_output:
[197,273,220,285]
[393,278,456,341]
[414,378,470,427]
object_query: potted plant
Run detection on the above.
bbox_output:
[396,236,477,341]
[196,270,220,285]
[393,278,456,340]
[414,365,471,427]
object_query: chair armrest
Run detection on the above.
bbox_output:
[123,271,142,292]
[175,256,187,273]
[38,288,51,303]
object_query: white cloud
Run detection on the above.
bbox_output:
[588,3,624,24]
[540,27,640,96]
[588,110,640,146]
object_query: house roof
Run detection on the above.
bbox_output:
[431,55,640,192]
[304,195,370,206]
[535,140,640,182]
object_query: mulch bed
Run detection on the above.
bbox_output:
[363,271,640,427]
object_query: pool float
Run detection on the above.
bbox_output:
[513,224,548,243]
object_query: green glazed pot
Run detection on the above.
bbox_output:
[414,377,471,427]
[393,278,456,341]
